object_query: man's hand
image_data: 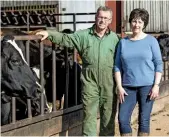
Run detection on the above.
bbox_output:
[36,31,49,41]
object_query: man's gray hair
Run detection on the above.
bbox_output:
[96,6,113,17]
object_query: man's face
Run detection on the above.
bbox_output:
[96,10,112,30]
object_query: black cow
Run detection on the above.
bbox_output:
[44,29,82,109]
[23,28,82,109]
[1,35,49,125]
[157,34,169,61]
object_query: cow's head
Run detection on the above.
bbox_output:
[1,35,37,99]
[1,35,51,118]
[157,34,169,61]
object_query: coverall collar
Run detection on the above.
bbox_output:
[89,24,111,36]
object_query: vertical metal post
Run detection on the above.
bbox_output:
[168,62,169,80]
[40,42,44,115]
[73,14,77,105]
[26,40,32,118]
[12,97,16,123]
[164,62,166,81]
[64,47,69,108]
[26,9,32,118]
[52,44,56,111]
[26,41,30,65]
[121,1,125,38]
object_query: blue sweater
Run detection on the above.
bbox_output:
[114,34,163,87]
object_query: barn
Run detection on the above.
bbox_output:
[1,0,169,136]
[1,1,169,33]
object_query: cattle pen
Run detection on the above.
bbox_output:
[1,34,169,136]
[1,0,169,136]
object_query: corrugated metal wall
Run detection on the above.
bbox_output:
[1,1,58,12]
[1,1,58,7]
[59,1,98,31]
[58,0,106,31]
[124,1,169,32]
[1,1,169,33]
[1,1,59,29]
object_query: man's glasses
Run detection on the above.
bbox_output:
[97,16,111,21]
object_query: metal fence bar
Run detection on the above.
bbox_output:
[52,44,56,111]
[73,14,78,105]
[12,97,16,123]
[27,99,32,118]
[1,25,47,29]
[40,41,44,115]
[165,61,169,80]
[0,35,42,41]
[25,39,32,118]
[164,62,167,81]
[168,62,169,80]
[26,40,30,65]
[64,47,69,109]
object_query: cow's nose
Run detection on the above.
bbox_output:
[21,83,37,98]
[21,85,32,98]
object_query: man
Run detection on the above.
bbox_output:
[36,6,119,136]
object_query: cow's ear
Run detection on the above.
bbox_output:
[1,40,8,51]
[3,35,15,42]
[1,35,15,50]
[1,41,11,58]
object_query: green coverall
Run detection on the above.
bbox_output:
[47,25,119,136]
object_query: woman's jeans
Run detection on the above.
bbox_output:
[118,85,154,134]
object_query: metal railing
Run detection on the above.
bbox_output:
[1,34,80,126]
[1,34,169,134]
[1,12,96,30]
[162,61,169,81]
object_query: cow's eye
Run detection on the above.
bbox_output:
[11,59,21,65]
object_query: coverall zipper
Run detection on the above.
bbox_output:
[98,39,102,86]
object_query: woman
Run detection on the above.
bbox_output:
[114,8,163,136]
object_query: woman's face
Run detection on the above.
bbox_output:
[130,18,145,34]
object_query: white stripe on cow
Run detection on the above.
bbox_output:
[6,40,28,66]
[32,67,40,79]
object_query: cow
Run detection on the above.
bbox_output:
[1,35,49,125]
[24,28,82,109]
[43,29,82,109]
[1,28,82,118]
[157,34,169,61]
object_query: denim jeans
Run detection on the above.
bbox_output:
[118,85,154,134]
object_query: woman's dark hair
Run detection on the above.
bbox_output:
[129,8,149,29]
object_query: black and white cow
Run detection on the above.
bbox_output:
[1,28,82,122]
[1,35,49,125]
[157,34,169,61]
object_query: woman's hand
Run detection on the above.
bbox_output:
[117,86,128,103]
[149,85,160,100]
